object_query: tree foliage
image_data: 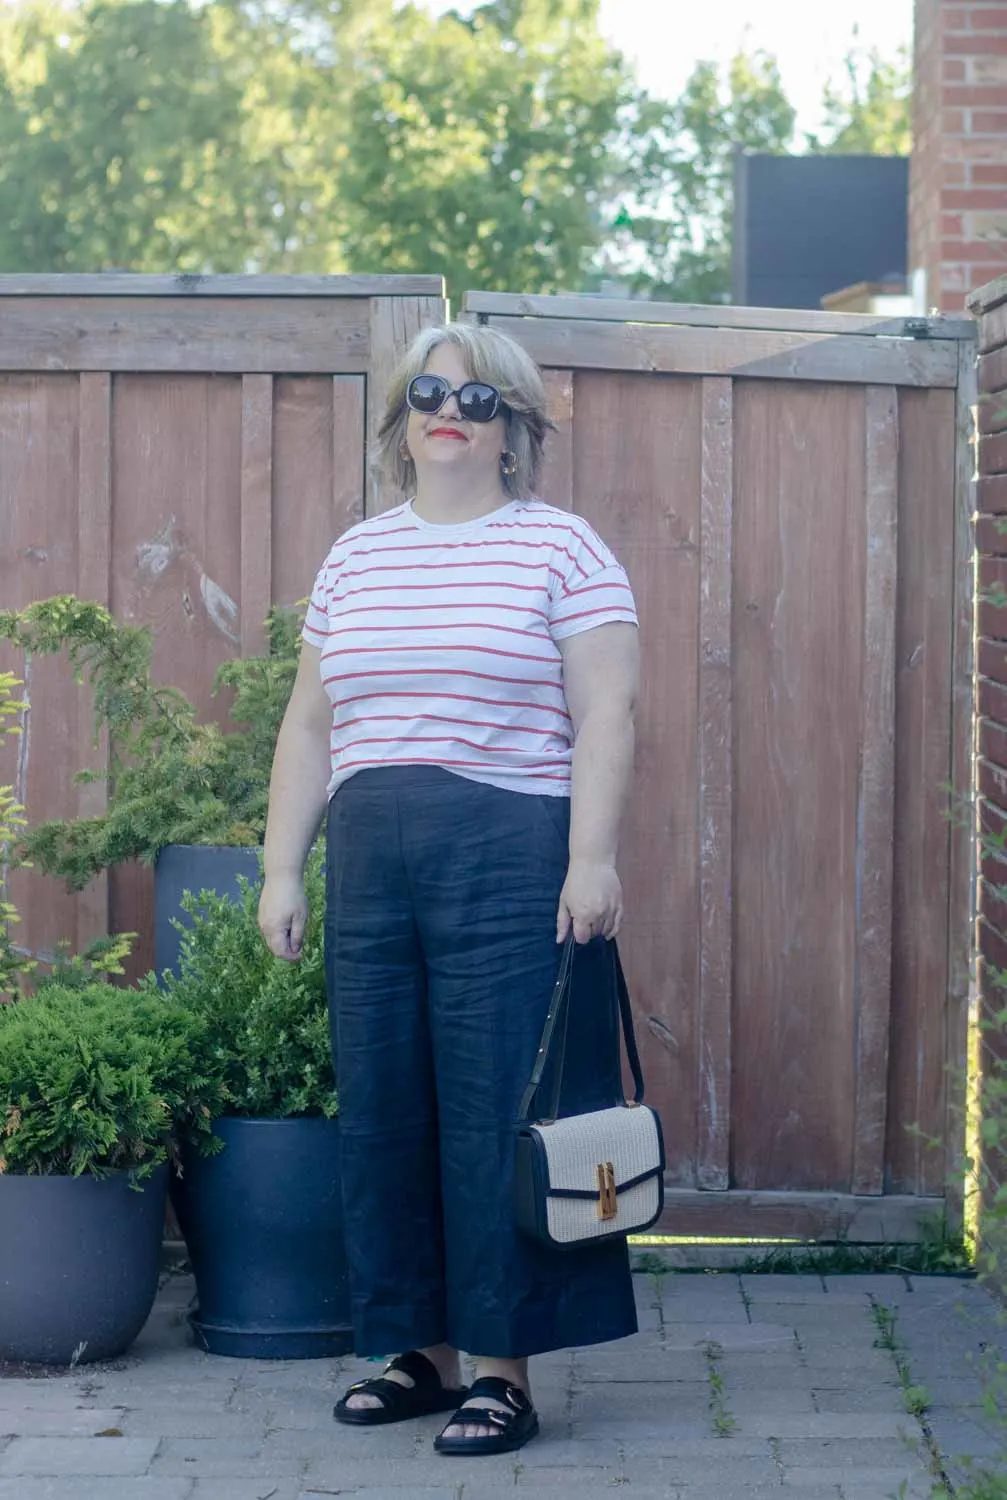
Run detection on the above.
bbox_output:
[0,0,913,304]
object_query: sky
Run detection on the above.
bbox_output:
[420,1,915,137]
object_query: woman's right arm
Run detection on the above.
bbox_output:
[258,642,332,960]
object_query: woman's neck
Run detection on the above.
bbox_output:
[411,468,511,526]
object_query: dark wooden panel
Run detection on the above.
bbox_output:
[465,290,973,341]
[0,298,369,373]
[569,370,703,1187]
[980,347,1007,395]
[482,315,959,388]
[975,515,1007,553]
[0,375,82,971]
[272,376,364,612]
[732,381,865,1192]
[538,369,574,511]
[0,274,444,298]
[655,1187,944,1242]
[75,373,112,947]
[109,374,243,977]
[852,387,899,1196]
[696,377,733,1190]
[240,375,273,657]
[886,387,957,1195]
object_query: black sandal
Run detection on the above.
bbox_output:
[334,1349,468,1426]
[433,1376,540,1456]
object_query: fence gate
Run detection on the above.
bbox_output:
[463,291,978,1242]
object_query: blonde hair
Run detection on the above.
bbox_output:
[374,323,555,500]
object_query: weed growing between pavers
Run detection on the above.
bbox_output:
[871,1300,955,1498]
[700,1340,737,1438]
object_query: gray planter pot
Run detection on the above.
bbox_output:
[0,1165,169,1365]
[154,844,262,978]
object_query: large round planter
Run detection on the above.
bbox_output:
[0,1165,169,1366]
[154,843,262,978]
[171,1115,352,1359]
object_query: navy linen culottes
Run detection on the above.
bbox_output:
[323,766,639,1358]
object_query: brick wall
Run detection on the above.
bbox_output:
[970,273,1007,1262]
[910,0,1007,311]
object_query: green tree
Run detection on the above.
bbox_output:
[315,0,634,298]
[601,51,796,303]
[806,43,912,156]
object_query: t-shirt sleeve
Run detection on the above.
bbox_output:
[301,556,332,648]
[548,523,638,641]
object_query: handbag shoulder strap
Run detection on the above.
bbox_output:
[517,935,646,1125]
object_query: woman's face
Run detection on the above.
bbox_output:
[404,343,509,486]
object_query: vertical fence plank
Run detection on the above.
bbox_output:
[852,386,899,1195]
[539,370,574,510]
[240,375,273,655]
[333,375,366,536]
[367,296,446,515]
[76,372,112,945]
[697,377,734,1190]
[946,339,979,1232]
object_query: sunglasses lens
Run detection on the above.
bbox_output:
[458,383,500,422]
[408,375,449,412]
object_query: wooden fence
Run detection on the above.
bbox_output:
[463,291,977,1241]
[968,273,1007,1262]
[1,276,978,1240]
[0,274,446,975]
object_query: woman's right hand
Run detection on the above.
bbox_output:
[258,874,308,961]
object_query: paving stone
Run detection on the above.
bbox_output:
[149,1438,303,1478]
[190,1486,301,1500]
[662,1324,795,1352]
[120,1410,267,1439]
[732,1412,913,1440]
[821,1274,914,1300]
[0,1409,128,1437]
[0,1436,161,1477]
[623,1455,782,1487]
[301,1489,457,1500]
[0,1482,193,1500]
[725,1387,818,1415]
[574,1350,707,1382]
[811,1385,906,1413]
[780,1472,932,1496]
[740,1275,827,1301]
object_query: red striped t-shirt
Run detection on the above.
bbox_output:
[301,497,638,797]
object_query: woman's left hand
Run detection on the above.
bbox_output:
[557,858,624,945]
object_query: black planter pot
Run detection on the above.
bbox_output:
[154,844,262,978]
[0,1165,169,1365]
[171,1116,352,1359]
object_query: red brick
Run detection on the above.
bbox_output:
[943,213,966,236]
[974,163,1007,184]
[944,241,1007,261]
[946,57,969,82]
[980,794,1007,842]
[975,111,1007,130]
[946,31,1007,53]
[943,85,1007,107]
[943,7,970,31]
[946,187,1007,208]
[981,715,1007,765]
[969,8,1007,30]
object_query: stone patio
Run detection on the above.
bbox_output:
[0,1267,1003,1499]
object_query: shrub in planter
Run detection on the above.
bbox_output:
[0,982,222,1364]
[160,847,351,1358]
[0,596,300,888]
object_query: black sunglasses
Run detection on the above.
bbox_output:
[406,374,506,424]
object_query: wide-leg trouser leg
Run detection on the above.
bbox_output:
[324,767,639,1358]
[324,780,447,1353]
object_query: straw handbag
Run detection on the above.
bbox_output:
[514,935,664,1250]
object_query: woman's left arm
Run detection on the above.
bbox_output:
[557,621,640,945]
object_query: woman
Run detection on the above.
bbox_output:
[258,322,640,1457]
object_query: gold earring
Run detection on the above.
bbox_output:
[500,450,517,477]
[399,441,411,461]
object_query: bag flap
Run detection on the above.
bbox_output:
[529,1104,663,1194]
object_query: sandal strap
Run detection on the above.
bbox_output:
[385,1349,444,1395]
[447,1404,513,1428]
[342,1375,409,1410]
[465,1377,531,1412]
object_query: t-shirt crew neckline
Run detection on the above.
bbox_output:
[404,497,525,535]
